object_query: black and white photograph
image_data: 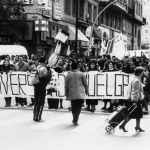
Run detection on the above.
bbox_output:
[0,0,150,150]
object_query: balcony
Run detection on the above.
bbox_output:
[128,7,134,17]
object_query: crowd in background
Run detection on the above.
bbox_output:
[0,53,149,115]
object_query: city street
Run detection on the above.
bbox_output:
[0,97,150,150]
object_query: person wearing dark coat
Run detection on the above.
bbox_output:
[119,67,145,132]
[1,60,13,107]
[33,57,52,122]
[65,61,88,125]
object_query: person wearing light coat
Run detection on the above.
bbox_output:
[119,67,145,132]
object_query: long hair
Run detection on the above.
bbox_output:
[1,60,12,71]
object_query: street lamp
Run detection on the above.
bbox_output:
[88,0,118,55]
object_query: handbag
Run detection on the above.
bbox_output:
[31,66,42,85]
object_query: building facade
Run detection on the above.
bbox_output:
[1,0,146,57]
[141,0,150,49]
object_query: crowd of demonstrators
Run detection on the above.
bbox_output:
[61,54,150,115]
[0,53,150,116]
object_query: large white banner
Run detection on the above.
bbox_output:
[0,71,135,100]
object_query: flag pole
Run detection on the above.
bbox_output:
[88,0,118,56]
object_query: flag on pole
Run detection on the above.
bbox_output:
[101,34,107,55]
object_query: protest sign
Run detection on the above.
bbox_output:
[0,71,134,100]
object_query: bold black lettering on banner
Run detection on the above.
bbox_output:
[0,73,8,94]
[96,74,105,97]
[114,74,122,96]
[58,74,65,97]
[106,73,112,96]
[88,73,95,97]
[122,74,129,97]
[9,74,18,95]
[18,74,27,95]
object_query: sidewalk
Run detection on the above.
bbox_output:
[0,96,111,115]
[0,96,149,116]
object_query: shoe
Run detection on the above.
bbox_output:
[15,103,18,106]
[18,105,21,108]
[68,107,72,111]
[91,108,96,113]
[60,106,63,109]
[143,111,149,115]
[8,104,11,107]
[28,103,33,107]
[34,119,39,122]
[23,105,27,108]
[101,107,106,110]
[135,127,145,132]
[72,121,78,126]
[84,107,90,111]
[119,125,128,132]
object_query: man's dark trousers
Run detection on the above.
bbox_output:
[71,99,84,124]
[33,86,46,121]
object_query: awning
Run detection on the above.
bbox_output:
[68,26,89,42]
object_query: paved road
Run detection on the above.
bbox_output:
[0,108,149,150]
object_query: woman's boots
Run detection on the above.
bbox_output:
[5,97,11,107]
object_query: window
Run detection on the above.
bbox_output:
[117,18,120,30]
[101,12,104,24]
[136,3,138,15]
[135,25,137,36]
[106,12,109,26]
[79,0,84,19]
[141,5,142,16]
[114,16,117,29]
[123,19,126,32]
[128,25,131,34]
[145,30,148,33]
[88,3,92,22]
[110,14,113,27]
[138,3,140,15]
[131,23,134,35]
[64,0,71,15]
[72,0,77,17]
[93,6,97,24]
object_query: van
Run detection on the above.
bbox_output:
[0,45,28,65]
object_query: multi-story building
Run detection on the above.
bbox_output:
[0,0,146,57]
[141,0,150,49]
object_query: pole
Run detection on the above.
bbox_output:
[88,0,118,55]
[75,0,79,56]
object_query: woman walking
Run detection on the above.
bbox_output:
[119,67,145,132]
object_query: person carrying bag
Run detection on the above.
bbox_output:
[119,67,145,132]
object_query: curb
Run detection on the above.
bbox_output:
[0,106,111,116]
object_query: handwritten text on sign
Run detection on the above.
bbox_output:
[0,71,134,99]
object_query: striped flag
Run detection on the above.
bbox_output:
[35,19,48,31]
[106,39,114,54]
